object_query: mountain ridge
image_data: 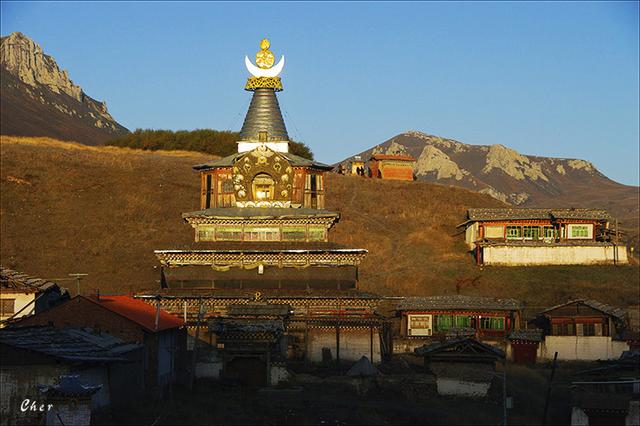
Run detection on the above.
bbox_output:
[338,130,639,248]
[0,32,128,144]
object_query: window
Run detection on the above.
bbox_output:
[244,227,280,241]
[480,317,504,330]
[506,226,522,239]
[552,322,574,336]
[282,226,307,241]
[1,299,15,315]
[581,323,596,336]
[455,315,472,328]
[408,314,432,336]
[252,173,274,201]
[484,226,504,239]
[205,175,212,209]
[523,226,541,240]
[307,227,326,242]
[436,315,454,332]
[543,226,555,239]
[197,227,215,241]
[570,225,591,239]
[215,227,243,241]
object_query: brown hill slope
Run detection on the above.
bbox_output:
[338,131,639,249]
[1,32,128,144]
[1,137,637,310]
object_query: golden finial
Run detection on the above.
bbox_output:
[256,38,275,69]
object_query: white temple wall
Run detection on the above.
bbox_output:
[483,245,628,265]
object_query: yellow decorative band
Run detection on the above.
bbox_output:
[245,76,283,91]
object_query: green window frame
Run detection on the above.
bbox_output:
[455,315,471,328]
[307,226,326,242]
[570,225,589,238]
[543,226,555,238]
[480,317,505,330]
[244,227,280,241]
[214,227,243,241]
[506,226,522,239]
[197,227,216,242]
[282,226,307,242]
[523,226,541,240]
[436,315,454,332]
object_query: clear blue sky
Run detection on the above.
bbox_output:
[2,1,639,185]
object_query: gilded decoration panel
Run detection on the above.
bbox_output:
[232,145,293,208]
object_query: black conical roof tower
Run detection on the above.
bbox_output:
[238,88,289,142]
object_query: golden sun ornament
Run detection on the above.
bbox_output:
[255,38,275,69]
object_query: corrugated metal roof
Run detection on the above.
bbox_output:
[84,295,184,332]
[467,208,612,221]
[397,295,522,311]
[539,299,626,320]
[0,266,68,295]
[239,88,289,142]
[0,326,141,362]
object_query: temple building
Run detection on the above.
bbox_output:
[368,153,416,181]
[138,39,387,384]
[460,208,628,266]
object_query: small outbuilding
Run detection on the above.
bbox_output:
[0,267,69,325]
[415,338,505,398]
[531,299,631,361]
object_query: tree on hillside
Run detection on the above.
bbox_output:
[106,129,314,160]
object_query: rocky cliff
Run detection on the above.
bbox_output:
[0,32,128,144]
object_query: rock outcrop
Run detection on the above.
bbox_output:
[0,32,128,144]
[335,131,638,233]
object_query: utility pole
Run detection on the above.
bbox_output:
[542,351,558,426]
[68,273,88,296]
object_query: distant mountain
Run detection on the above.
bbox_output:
[0,32,128,144]
[338,131,639,246]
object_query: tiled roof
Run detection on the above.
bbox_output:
[182,207,340,220]
[135,288,381,300]
[397,295,522,311]
[467,208,612,221]
[0,267,68,295]
[370,154,416,162]
[477,240,616,247]
[38,375,102,397]
[0,326,141,363]
[508,329,543,342]
[414,338,505,358]
[539,299,626,320]
[157,241,365,252]
[85,295,184,332]
[193,151,333,171]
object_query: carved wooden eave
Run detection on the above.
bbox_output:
[183,215,338,228]
[154,249,368,268]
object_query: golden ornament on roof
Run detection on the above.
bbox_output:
[255,38,275,69]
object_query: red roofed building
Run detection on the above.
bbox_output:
[369,154,416,181]
[16,295,185,389]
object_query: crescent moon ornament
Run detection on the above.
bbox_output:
[245,55,285,77]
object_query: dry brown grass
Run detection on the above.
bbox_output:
[1,137,637,310]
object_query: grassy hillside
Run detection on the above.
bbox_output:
[1,136,637,314]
